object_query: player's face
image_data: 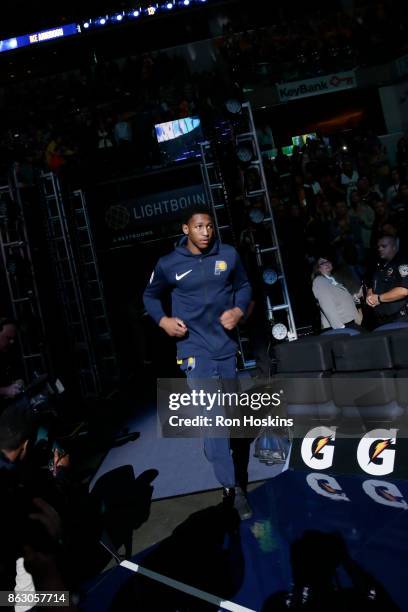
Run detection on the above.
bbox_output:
[183,214,214,252]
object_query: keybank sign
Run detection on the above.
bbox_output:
[278,71,356,102]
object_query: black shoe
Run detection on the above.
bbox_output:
[234,486,253,520]
[222,487,235,507]
[222,488,240,534]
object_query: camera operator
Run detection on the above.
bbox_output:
[0,318,25,404]
[0,405,78,610]
[0,403,35,473]
[0,404,37,593]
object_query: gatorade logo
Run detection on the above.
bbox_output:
[301,426,336,470]
[300,427,398,475]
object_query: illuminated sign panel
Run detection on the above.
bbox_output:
[0,23,79,54]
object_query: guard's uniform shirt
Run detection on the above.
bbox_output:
[371,256,408,323]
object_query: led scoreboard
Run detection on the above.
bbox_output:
[0,23,80,54]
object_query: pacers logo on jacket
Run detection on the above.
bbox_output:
[214,260,228,275]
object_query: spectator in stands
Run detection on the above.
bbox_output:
[396,136,408,177]
[114,113,133,172]
[349,189,375,257]
[274,147,291,175]
[356,176,382,207]
[340,160,359,205]
[45,135,65,173]
[305,197,335,257]
[335,242,365,296]
[369,143,390,192]
[389,182,408,252]
[320,173,345,204]
[97,120,113,150]
[329,200,363,264]
[13,155,35,189]
[390,181,408,213]
[256,121,274,153]
[303,169,322,197]
[370,199,394,246]
[290,145,303,175]
[386,168,401,203]
[178,98,191,118]
[113,113,132,146]
[312,257,362,331]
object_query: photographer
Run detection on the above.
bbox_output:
[0,405,79,610]
[0,403,35,472]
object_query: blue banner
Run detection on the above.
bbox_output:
[0,23,79,54]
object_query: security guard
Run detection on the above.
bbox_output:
[366,235,408,326]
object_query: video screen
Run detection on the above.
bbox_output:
[292,132,317,147]
[154,117,204,163]
[281,145,294,156]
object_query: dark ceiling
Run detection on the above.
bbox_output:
[1,2,186,39]
[0,0,239,82]
[1,0,332,39]
[0,0,226,38]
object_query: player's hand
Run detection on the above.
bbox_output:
[220,307,244,330]
[159,316,188,337]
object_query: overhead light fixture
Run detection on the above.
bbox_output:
[272,323,288,341]
[99,18,106,25]
[166,2,173,8]
[225,99,242,114]
[116,14,123,21]
[248,207,264,224]
[236,145,253,164]
[132,10,140,16]
[83,22,90,28]
[262,268,278,285]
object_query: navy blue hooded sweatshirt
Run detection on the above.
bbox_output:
[143,238,252,359]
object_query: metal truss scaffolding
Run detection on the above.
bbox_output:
[234,102,297,342]
[0,171,48,380]
[40,172,118,398]
[200,140,256,369]
[200,101,297,372]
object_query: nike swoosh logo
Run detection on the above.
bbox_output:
[175,270,192,281]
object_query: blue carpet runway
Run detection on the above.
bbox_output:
[83,452,407,610]
[90,403,283,499]
[81,386,408,610]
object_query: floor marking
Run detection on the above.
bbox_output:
[120,559,256,611]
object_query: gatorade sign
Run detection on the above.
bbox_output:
[298,427,398,476]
